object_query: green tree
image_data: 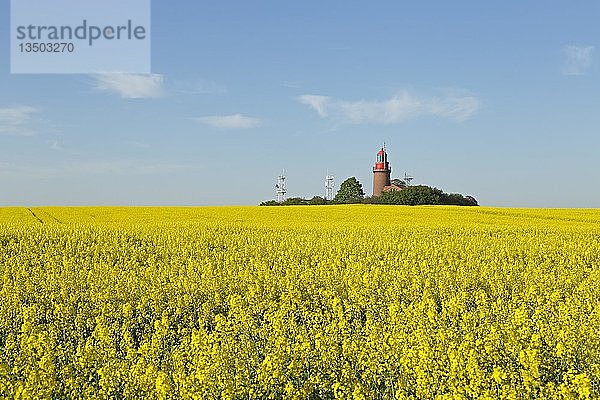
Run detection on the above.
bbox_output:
[378,185,478,206]
[282,197,308,205]
[259,200,280,206]
[361,196,378,204]
[441,193,478,206]
[334,177,365,203]
[465,195,478,206]
[378,185,443,205]
[309,196,328,205]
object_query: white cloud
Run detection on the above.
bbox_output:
[563,45,594,76]
[0,160,200,179]
[93,73,164,98]
[49,139,64,151]
[74,161,193,175]
[0,106,38,135]
[282,81,301,89]
[298,91,479,124]
[298,95,331,117]
[426,95,481,122]
[173,79,227,95]
[194,114,261,129]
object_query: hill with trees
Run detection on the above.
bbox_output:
[261,177,478,206]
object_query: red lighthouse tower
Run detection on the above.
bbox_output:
[372,145,391,197]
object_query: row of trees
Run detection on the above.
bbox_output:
[261,177,478,206]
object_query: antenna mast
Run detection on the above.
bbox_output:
[275,170,287,203]
[404,171,414,186]
[325,173,334,201]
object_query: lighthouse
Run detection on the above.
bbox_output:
[372,145,391,197]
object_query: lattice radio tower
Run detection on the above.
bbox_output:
[404,171,414,186]
[325,173,334,201]
[275,171,287,203]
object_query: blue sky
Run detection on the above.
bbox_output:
[0,1,599,206]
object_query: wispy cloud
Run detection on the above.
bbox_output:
[126,140,151,149]
[173,79,227,95]
[298,95,331,117]
[282,81,301,89]
[0,160,201,179]
[92,73,165,98]
[194,114,262,129]
[563,45,594,76]
[48,139,64,151]
[0,106,38,136]
[73,161,195,175]
[298,91,479,124]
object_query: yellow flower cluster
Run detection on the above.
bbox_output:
[0,206,599,398]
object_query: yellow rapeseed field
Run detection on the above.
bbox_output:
[1,206,599,399]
